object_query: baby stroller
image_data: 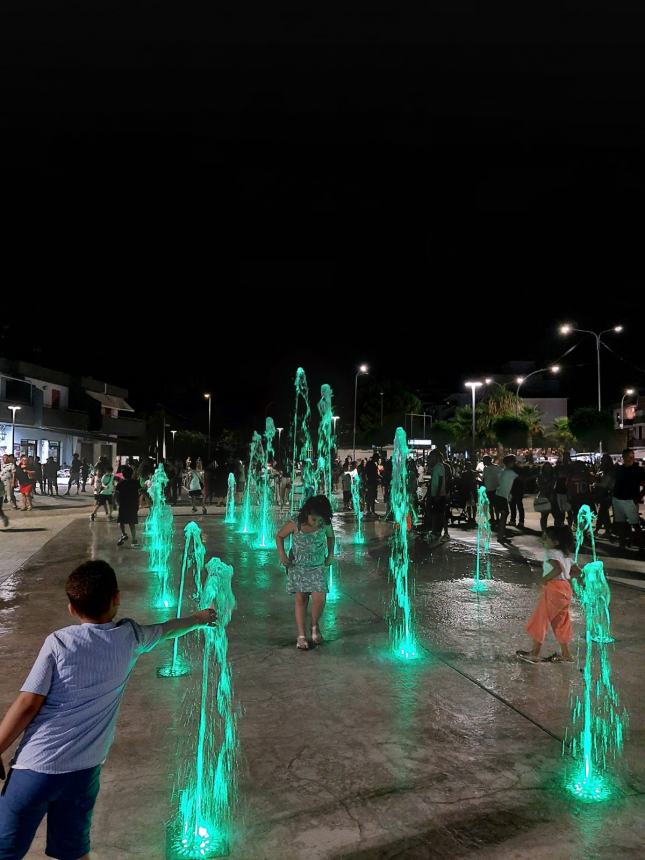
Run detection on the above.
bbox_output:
[448,488,472,526]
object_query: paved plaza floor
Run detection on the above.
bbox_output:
[1,505,644,859]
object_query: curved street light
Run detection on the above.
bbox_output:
[353,365,369,460]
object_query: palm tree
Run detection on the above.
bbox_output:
[520,404,544,448]
[550,417,575,452]
[477,383,523,440]
[448,406,475,448]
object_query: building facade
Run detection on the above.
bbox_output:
[0,359,145,466]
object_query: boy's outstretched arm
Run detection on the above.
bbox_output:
[0,692,46,779]
[158,607,216,641]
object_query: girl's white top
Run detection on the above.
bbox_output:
[543,548,572,581]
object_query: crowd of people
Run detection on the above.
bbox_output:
[329,448,645,554]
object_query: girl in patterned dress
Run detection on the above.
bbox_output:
[276,495,335,650]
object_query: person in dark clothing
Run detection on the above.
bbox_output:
[593,454,615,536]
[364,456,379,517]
[612,449,645,550]
[115,465,140,546]
[383,457,393,507]
[66,454,81,495]
[553,461,572,527]
[536,462,556,531]
[509,464,525,528]
[457,461,477,523]
[44,457,59,495]
[80,459,90,492]
[33,457,44,495]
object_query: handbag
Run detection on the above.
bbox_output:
[534,495,552,513]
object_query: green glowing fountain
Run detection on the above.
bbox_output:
[471,486,492,593]
[290,367,315,513]
[350,472,364,544]
[157,522,206,678]
[564,504,627,802]
[387,427,418,660]
[239,433,263,535]
[315,383,334,505]
[256,418,276,549]
[224,473,236,524]
[168,556,238,859]
[575,504,613,644]
[146,464,175,609]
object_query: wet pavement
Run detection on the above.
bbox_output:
[1,508,644,859]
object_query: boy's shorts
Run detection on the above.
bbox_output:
[0,765,101,860]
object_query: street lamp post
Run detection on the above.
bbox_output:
[560,324,622,412]
[353,364,369,461]
[204,393,212,463]
[380,391,384,426]
[332,415,339,436]
[515,365,561,414]
[560,324,623,452]
[464,382,482,457]
[620,388,636,430]
[8,406,21,459]
[170,429,177,457]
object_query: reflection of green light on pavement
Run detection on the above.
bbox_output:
[470,580,488,593]
[327,566,340,603]
[565,769,614,803]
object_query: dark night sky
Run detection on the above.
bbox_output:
[2,3,644,432]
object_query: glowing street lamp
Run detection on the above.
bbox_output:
[353,365,369,460]
[464,382,483,455]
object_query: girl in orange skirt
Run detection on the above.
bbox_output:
[517,526,582,663]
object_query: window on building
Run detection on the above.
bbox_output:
[51,389,61,409]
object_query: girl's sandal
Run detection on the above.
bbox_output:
[297,636,309,650]
[545,653,574,663]
[311,626,324,646]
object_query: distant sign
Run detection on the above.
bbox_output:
[408,439,433,446]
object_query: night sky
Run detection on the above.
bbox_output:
[3,4,644,432]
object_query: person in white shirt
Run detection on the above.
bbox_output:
[495,455,518,542]
[516,526,582,663]
[482,456,501,525]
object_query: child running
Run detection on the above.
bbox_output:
[115,465,140,547]
[0,559,215,860]
[516,525,582,663]
[276,495,334,650]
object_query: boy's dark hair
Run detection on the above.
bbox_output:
[503,455,517,467]
[66,560,119,617]
[121,465,133,479]
[298,494,333,526]
[545,526,575,556]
